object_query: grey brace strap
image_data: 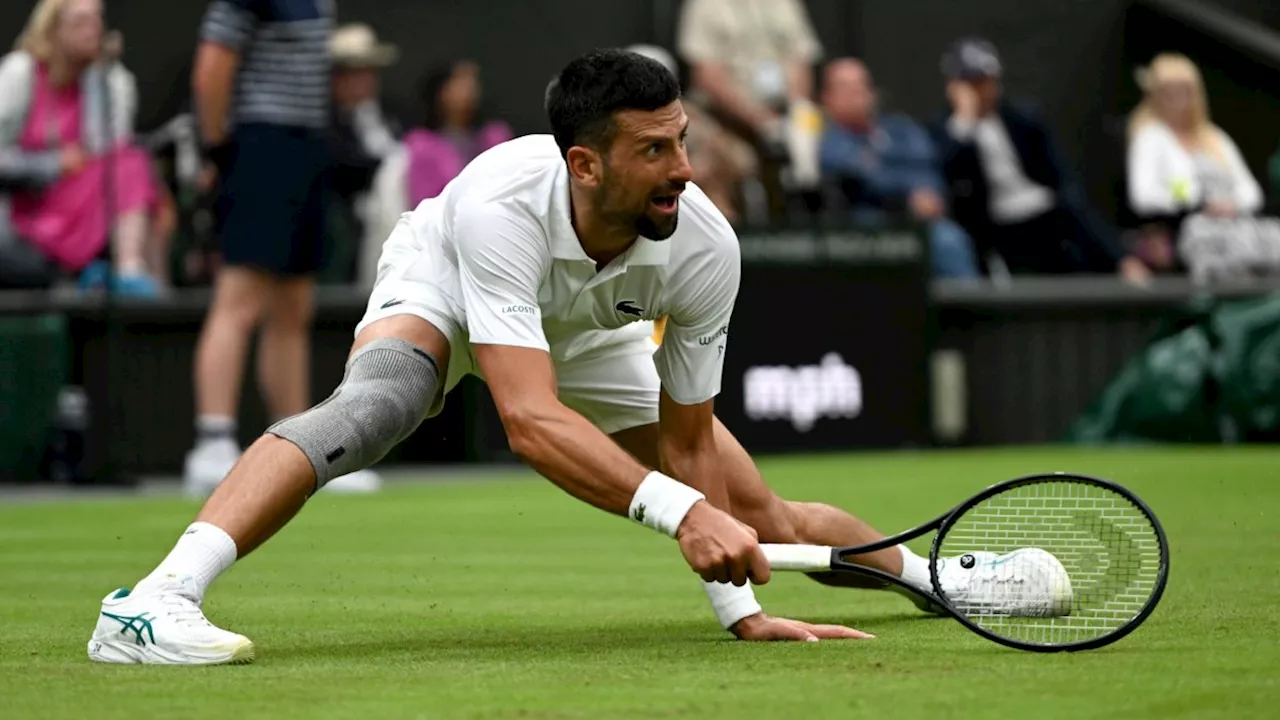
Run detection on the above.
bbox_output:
[268,337,441,490]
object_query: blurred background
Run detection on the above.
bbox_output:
[4,0,1280,490]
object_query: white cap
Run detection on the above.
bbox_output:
[330,24,399,69]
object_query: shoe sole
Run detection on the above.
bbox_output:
[88,637,255,666]
[228,640,255,665]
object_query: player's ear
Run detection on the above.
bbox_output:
[566,146,603,188]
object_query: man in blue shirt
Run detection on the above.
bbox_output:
[819,58,978,278]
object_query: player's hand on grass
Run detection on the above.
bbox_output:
[731,613,874,642]
[676,501,771,587]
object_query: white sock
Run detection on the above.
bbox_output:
[898,545,932,593]
[116,258,146,275]
[135,522,238,601]
[196,415,237,446]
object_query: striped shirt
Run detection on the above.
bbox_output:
[199,0,332,130]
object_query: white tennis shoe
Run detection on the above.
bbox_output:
[87,579,254,665]
[937,548,1074,617]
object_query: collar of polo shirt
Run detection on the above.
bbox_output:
[546,163,673,267]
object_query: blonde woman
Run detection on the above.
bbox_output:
[1127,53,1262,219]
[0,0,161,294]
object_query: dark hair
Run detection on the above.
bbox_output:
[545,48,681,159]
[419,60,480,131]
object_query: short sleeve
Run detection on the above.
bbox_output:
[454,203,552,352]
[653,242,741,405]
[200,0,261,52]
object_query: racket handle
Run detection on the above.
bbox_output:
[760,544,834,572]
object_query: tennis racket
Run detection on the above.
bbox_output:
[761,473,1169,652]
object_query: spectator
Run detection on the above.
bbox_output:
[677,0,824,221]
[1129,54,1270,278]
[404,60,512,204]
[626,43,755,225]
[187,0,379,495]
[326,23,402,283]
[1128,53,1262,220]
[818,58,979,279]
[0,0,161,295]
[933,37,1150,283]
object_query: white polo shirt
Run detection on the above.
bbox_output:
[383,134,740,406]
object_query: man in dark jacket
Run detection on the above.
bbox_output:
[931,37,1149,282]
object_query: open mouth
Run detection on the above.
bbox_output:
[650,195,678,213]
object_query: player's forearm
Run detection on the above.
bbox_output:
[660,428,766,630]
[192,42,239,146]
[659,433,729,511]
[505,404,654,517]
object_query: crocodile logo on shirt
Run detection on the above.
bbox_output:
[616,300,645,317]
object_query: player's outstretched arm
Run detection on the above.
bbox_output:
[474,343,771,587]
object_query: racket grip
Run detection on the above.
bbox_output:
[760,544,834,572]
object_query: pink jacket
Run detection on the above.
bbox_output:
[404,122,513,204]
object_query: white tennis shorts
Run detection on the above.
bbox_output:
[354,238,661,435]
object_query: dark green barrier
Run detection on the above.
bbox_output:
[0,314,70,482]
[1065,293,1280,444]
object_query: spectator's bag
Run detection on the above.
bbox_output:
[1178,213,1280,282]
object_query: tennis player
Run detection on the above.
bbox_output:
[88,49,1054,665]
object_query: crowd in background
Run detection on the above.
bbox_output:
[3,0,1280,299]
[3,0,1280,493]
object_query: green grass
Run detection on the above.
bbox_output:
[2,447,1278,719]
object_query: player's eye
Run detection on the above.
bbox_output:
[647,142,664,156]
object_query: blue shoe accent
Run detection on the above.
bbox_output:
[77,264,161,299]
[77,261,110,290]
[114,273,160,299]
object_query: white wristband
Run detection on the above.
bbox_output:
[629,471,705,538]
[703,580,763,630]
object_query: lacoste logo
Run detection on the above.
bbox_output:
[633,504,646,523]
[616,300,644,317]
[381,298,406,310]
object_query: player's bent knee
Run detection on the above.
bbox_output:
[267,337,441,489]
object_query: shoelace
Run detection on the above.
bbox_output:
[946,561,1026,598]
[158,592,213,628]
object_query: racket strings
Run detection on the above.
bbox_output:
[936,480,1162,646]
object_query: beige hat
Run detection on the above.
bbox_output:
[330,24,399,69]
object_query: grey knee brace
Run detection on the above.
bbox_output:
[268,337,441,489]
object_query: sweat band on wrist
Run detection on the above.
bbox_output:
[628,471,705,538]
[703,579,763,630]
